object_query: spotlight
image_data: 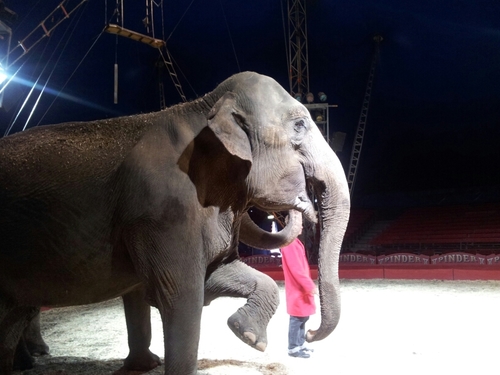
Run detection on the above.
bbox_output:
[294,93,302,102]
[0,65,7,85]
[318,92,327,102]
[316,114,324,122]
[306,92,314,103]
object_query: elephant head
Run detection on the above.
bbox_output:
[204,72,351,342]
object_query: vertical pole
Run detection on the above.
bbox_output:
[145,0,151,34]
[114,63,118,104]
[347,35,383,196]
[148,0,155,38]
[120,0,124,26]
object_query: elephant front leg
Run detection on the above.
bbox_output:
[204,260,280,352]
[13,310,49,372]
[22,309,49,357]
[121,287,161,372]
[158,290,204,375]
[123,224,205,375]
[0,302,39,375]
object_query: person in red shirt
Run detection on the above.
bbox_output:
[280,237,317,358]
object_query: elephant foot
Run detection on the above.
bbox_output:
[0,347,15,375]
[113,367,155,375]
[12,355,34,372]
[13,339,35,372]
[121,349,161,373]
[227,308,268,352]
[25,339,49,357]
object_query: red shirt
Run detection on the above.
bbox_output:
[280,238,316,317]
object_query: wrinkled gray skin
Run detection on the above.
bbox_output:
[0,72,350,375]
[14,210,303,371]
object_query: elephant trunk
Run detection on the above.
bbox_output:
[305,134,350,343]
[239,210,302,250]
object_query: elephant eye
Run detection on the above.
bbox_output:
[232,113,246,127]
[294,119,306,132]
[232,113,251,138]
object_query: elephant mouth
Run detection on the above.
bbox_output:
[251,195,316,225]
[294,195,317,223]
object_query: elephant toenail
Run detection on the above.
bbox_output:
[255,341,267,352]
[243,331,256,344]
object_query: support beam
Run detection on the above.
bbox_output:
[104,24,165,49]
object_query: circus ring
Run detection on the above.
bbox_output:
[29,279,500,375]
[27,254,500,375]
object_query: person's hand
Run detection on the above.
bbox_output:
[310,287,319,295]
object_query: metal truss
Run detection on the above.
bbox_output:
[287,0,309,98]
[347,35,382,196]
[0,0,88,70]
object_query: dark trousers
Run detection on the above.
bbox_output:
[288,315,309,351]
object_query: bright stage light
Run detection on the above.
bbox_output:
[0,65,7,85]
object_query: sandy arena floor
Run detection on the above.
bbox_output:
[19,279,500,375]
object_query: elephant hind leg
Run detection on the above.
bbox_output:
[13,337,35,371]
[0,301,39,374]
[23,309,50,357]
[205,260,280,352]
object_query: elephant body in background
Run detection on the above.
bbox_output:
[0,72,350,375]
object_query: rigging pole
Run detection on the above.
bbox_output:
[347,35,382,196]
[287,0,309,99]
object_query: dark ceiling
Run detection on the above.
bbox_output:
[1,0,499,204]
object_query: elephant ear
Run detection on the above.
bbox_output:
[207,92,253,164]
[178,92,253,209]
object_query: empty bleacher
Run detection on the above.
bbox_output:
[368,203,500,255]
[341,208,376,251]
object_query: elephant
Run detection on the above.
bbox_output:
[12,216,304,372]
[0,71,350,375]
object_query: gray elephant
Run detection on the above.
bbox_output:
[12,220,302,372]
[0,72,350,375]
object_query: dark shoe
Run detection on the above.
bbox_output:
[288,349,310,359]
